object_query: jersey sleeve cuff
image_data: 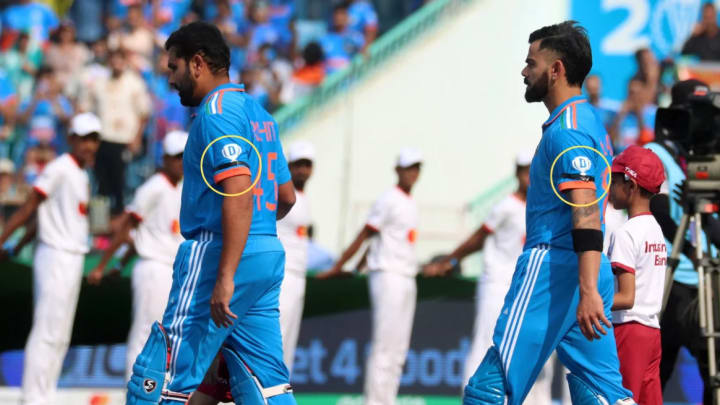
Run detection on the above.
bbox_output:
[611,262,635,274]
[32,185,48,199]
[558,181,597,192]
[213,166,251,184]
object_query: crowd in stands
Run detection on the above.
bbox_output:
[588,2,720,156]
[0,0,422,229]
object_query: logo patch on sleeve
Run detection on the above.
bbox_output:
[221,144,242,161]
[571,156,592,174]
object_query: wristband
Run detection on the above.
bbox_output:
[571,229,603,252]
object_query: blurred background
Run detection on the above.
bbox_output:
[0,0,717,404]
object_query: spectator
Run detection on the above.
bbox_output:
[348,0,379,53]
[109,3,155,73]
[268,0,297,56]
[0,31,42,102]
[0,71,18,155]
[247,1,283,64]
[145,51,189,164]
[320,3,364,74]
[152,0,194,45]
[80,49,151,215]
[632,47,660,102]
[68,0,105,43]
[45,21,90,88]
[66,38,111,108]
[609,77,657,153]
[1,0,59,51]
[254,42,293,109]
[16,66,74,153]
[280,41,325,104]
[584,74,616,130]
[214,0,249,70]
[681,2,720,61]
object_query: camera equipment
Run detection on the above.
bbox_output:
[657,90,720,404]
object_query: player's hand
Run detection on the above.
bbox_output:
[422,261,452,277]
[87,268,104,285]
[577,291,611,340]
[210,276,237,328]
[315,267,352,280]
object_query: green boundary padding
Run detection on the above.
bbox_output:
[275,0,476,134]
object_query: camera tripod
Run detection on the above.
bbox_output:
[661,195,720,405]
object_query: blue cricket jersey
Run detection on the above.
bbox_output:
[180,83,291,240]
[525,95,614,251]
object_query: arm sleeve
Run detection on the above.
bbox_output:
[125,182,157,222]
[366,195,389,232]
[482,202,507,233]
[203,115,254,185]
[609,228,637,274]
[275,139,291,185]
[550,129,603,192]
[32,161,59,198]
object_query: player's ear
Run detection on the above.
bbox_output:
[189,53,204,78]
[551,59,563,81]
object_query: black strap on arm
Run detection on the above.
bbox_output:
[561,173,596,182]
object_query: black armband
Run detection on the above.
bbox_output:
[561,173,595,182]
[571,229,603,252]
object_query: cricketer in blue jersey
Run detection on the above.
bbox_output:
[463,22,636,405]
[126,22,297,405]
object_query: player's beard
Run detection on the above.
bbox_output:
[524,71,549,103]
[176,71,198,107]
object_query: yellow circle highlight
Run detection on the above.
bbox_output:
[200,135,262,197]
[549,145,611,208]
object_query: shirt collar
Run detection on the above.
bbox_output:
[200,82,246,106]
[542,95,587,129]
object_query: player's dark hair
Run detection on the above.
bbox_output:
[165,22,230,75]
[528,21,592,87]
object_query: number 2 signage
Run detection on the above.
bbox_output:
[571,0,706,102]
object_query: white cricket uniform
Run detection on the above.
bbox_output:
[124,173,183,380]
[277,189,311,373]
[609,213,667,329]
[363,186,419,405]
[23,154,90,405]
[463,193,562,404]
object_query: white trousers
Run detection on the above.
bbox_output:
[463,278,565,405]
[279,270,306,373]
[22,243,84,405]
[125,258,174,381]
[364,271,417,405]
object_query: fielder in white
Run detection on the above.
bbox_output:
[424,151,559,405]
[318,148,422,405]
[0,113,101,405]
[88,130,187,380]
[277,140,314,373]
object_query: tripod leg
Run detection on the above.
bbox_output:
[661,214,690,316]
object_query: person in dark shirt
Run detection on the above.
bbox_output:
[681,2,720,61]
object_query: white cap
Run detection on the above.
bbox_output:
[163,130,188,156]
[70,112,102,137]
[287,140,315,163]
[516,150,534,167]
[396,147,423,168]
[0,158,14,174]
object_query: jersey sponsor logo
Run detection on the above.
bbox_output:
[571,155,592,174]
[78,202,88,216]
[221,143,242,161]
[296,225,308,237]
[407,229,417,243]
[645,241,667,266]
